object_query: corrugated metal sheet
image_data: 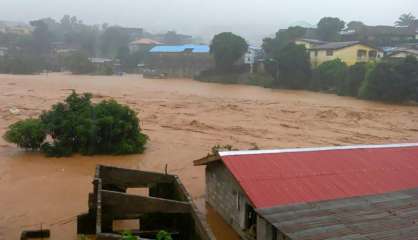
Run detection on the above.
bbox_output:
[220,144,418,209]
[149,44,209,53]
[257,188,418,240]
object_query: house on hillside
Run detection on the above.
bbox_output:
[129,38,162,53]
[308,41,383,67]
[194,143,418,240]
[145,44,214,78]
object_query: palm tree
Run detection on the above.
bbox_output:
[395,13,416,27]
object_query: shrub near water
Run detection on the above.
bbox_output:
[4,91,148,157]
[312,59,348,92]
[359,56,418,103]
[3,119,46,150]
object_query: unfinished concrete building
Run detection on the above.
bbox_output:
[77,165,214,240]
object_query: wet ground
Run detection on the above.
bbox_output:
[0,73,417,239]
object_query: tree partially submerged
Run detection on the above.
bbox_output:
[3,119,46,150]
[4,91,148,157]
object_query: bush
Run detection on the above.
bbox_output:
[3,119,46,150]
[338,62,368,96]
[156,231,172,240]
[313,59,348,92]
[5,91,148,157]
[274,43,311,89]
[359,56,418,102]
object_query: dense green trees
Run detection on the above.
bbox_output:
[0,55,43,74]
[3,119,46,150]
[210,32,248,71]
[338,63,368,96]
[262,26,307,57]
[359,56,418,102]
[312,59,348,92]
[395,13,416,27]
[4,92,148,157]
[64,51,95,74]
[274,43,311,89]
[317,17,345,41]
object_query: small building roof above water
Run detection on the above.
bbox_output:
[194,143,418,209]
[149,44,209,53]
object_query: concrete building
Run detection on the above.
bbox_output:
[307,41,383,67]
[194,143,418,240]
[146,44,214,78]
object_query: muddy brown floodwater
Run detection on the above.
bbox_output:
[0,73,417,240]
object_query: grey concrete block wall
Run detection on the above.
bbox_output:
[206,162,248,237]
[205,162,283,240]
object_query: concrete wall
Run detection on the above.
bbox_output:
[206,162,281,240]
[206,162,248,237]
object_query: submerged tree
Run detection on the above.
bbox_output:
[4,91,148,157]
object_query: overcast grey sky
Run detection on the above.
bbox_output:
[1,0,417,43]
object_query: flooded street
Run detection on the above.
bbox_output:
[0,73,417,239]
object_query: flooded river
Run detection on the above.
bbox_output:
[0,73,417,239]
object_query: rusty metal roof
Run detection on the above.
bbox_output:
[218,143,418,208]
[257,187,418,240]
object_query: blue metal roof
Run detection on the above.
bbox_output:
[149,44,209,53]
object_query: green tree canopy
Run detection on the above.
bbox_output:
[317,17,345,41]
[347,21,366,30]
[313,59,348,92]
[64,51,95,74]
[338,62,368,97]
[4,91,148,157]
[100,26,131,58]
[274,43,311,89]
[210,32,248,71]
[395,13,416,27]
[359,56,418,102]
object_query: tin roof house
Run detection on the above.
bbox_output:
[194,143,418,240]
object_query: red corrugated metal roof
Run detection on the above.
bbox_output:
[220,144,418,209]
